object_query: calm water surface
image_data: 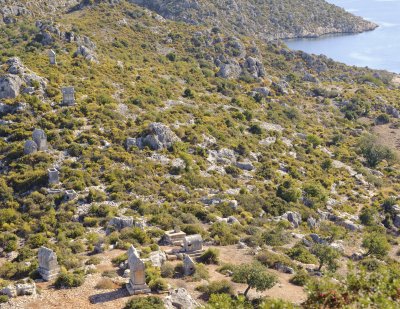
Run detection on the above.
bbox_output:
[286,0,400,73]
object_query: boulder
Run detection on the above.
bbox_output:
[282,211,302,228]
[394,214,400,228]
[0,74,22,99]
[0,285,17,298]
[216,60,241,79]
[149,250,167,267]
[15,283,36,296]
[236,161,254,171]
[243,57,266,79]
[227,216,240,225]
[74,45,98,63]
[252,87,270,97]
[307,217,318,229]
[136,122,181,150]
[164,288,199,309]
[309,233,325,244]
[275,263,295,274]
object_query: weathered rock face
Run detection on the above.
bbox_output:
[35,20,98,62]
[243,57,266,78]
[108,216,133,231]
[163,288,199,309]
[0,75,22,99]
[0,4,31,24]
[74,45,98,63]
[136,122,181,151]
[281,211,302,228]
[216,60,241,79]
[215,55,266,80]
[0,58,47,99]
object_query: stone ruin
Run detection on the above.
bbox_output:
[65,189,77,201]
[160,227,186,246]
[183,254,196,276]
[126,245,150,295]
[183,234,203,256]
[61,86,75,106]
[48,168,59,185]
[38,247,60,281]
[24,140,38,155]
[24,129,48,155]
[48,49,56,65]
[32,128,47,151]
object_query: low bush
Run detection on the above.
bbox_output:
[54,270,85,288]
[124,296,164,309]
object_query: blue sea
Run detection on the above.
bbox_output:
[286,0,400,73]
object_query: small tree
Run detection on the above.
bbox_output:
[362,233,390,259]
[311,244,340,271]
[358,134,395,167]
[232,262,277,298]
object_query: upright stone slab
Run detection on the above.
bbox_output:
[38,247,60,281]
[24,140,37,155]
[32,128,47,151]
[183,254,195,276]
[48,49,57,65]
[126,245,150,295]
[48,168,59,185]
[61,87,75,106]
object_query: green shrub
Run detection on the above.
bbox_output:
[124,296,164,309]
[286,245,318,264]
[198,248,220,265]
[289,269,310,286]
[192,263,209,281]
[0,295,9,303]
[161,262,174,278]
[55,270,85,288]
[196,280,234,300]
[149,278,168,292]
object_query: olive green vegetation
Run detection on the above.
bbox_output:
[1,1,400,308]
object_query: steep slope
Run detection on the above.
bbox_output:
[129,0,378,40]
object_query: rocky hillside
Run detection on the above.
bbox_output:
[1,1,400,309]
[129,0,378,40]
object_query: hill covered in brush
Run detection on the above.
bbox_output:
[129,0,378,40]
[1,1,400,309]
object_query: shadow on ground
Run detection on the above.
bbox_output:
[89,287,130,304]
